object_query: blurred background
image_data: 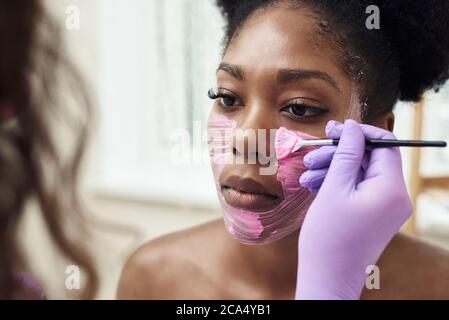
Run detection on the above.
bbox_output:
[18,0,449,299]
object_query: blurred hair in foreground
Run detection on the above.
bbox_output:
[0,0,97,299]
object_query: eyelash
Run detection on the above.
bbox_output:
[207,88,329,120]
[208,88,243,110]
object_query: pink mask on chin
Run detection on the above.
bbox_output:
[208,115,319,245]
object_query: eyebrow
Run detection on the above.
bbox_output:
[217,63,341,94]
[278,69,341,93]
[216,63,245,81]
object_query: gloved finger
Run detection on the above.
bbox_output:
[303,146,337,170]
[325,120,402,178]
[299,168,329,190]
[323,119,365,191]
[301,151,368,192]
[325,120,344,139]
[351,125,403,180]
[309,186,320,195]
[362,145,403,184]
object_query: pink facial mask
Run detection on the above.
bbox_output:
[208,115,318,245]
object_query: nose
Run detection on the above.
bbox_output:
[232,101,277,165]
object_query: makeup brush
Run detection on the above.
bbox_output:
[294,138,447,150]
[275,127,447,160]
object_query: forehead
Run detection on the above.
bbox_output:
[223,5,344,83]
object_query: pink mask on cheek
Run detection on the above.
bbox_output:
[208,115,319,245]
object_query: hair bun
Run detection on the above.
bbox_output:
[216,0,241,19]
[379,0,449,101]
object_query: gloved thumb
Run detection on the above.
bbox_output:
[322,119,365,192]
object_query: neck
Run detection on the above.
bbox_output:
[224,226,300,293]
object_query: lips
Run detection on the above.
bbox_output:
[221,175,282,211]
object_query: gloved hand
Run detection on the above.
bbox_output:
[296,119,413,300]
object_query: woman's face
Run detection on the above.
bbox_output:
[209,5,391,212]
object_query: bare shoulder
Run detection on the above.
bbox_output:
[117,219,224,299]
[363,233,449,299]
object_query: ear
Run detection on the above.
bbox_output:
[371,111,395,132]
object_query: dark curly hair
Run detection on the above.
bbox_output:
[0,0,98,298]
[216,0,449,123]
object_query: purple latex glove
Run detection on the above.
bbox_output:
[296,119,413,300]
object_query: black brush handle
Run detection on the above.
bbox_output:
[331,139,447,148]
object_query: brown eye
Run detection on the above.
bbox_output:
[281,101,329,120]
[220,94,237,107]
[208,88,242,109]
[290,104,309,117]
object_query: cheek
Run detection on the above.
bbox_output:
[207,114,236,168]
[275,128,319,200]
[278,106,353,138]
[279,119,328,138]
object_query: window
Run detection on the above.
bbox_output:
[90,0,224,208]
